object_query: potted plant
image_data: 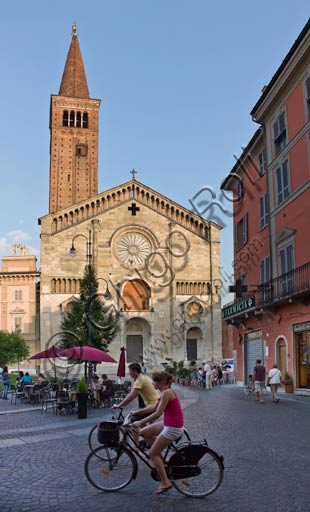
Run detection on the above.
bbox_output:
[176,367,190,385]
[283,371,293,394]
[162,359,177,380]
[77,377,88,419]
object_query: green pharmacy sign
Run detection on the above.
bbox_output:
[222,297,256,319]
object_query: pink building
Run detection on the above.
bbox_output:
[0,250,40,371]
[221,20,310,394]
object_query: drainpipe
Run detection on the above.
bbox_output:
[209,224,214,362]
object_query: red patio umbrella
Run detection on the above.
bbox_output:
[117,347,126,378]
[29,346,64,360]
[29,346,65,381]
[59,345,117,363]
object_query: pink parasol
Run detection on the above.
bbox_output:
[29,346,65,381]
[29,346,64,360]
[116,347,126,377]
[59,345,117,363]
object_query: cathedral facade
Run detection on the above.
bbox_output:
[39,28,222,371]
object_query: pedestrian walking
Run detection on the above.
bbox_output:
[267,363,282,403]
[1,365,10,399]
[253,359,266,403]
[203,361,212,389]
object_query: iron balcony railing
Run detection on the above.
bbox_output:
[258,262,310,306]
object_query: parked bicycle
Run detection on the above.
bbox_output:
[85,408,224,498]
[243,376,255,395]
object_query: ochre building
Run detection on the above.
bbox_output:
[0,249,40,372]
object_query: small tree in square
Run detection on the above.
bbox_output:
[0,330,30,366]
[60,265,119,351]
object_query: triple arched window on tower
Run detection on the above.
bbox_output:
[63,110,88,128]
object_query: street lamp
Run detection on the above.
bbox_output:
[97,277,112,300]
[69,229,92,267]
[69,230,111,381]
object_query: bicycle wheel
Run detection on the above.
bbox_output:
[171,447,224,498]
[88,423,102,454]
[84,446,136,492]
[243,386,250,395]
[88,424,125,458]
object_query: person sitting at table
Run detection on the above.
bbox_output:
[37,373,47,385]
[15,377,25,392]
[21,372,33,385]
[99,374,113,408]
[91,375,102,406]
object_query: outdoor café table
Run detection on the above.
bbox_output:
[23,385,35,397]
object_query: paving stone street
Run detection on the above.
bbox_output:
[0,385,309,512]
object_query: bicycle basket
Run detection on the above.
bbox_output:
[97,421,119,446]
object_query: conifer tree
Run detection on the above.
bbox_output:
[60,265,118,351]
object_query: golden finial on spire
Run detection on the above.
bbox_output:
[72,22,77,36]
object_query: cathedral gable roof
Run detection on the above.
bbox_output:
[39,179,221,240]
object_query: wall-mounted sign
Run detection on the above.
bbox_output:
[222,297,256,320]
[293,322,310,333]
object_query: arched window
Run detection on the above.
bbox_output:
[63,110,69,126]
[82,112,88,128]
[76,112,81,127]
[122,279,151,311]
[70,111,75,127]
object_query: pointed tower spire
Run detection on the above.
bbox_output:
[59,24,89,98]
[49,26,101,214]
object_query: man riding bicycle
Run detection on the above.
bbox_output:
[112,363,159,422]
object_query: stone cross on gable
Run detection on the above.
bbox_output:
[128,202,140,216]
[130,168,138,180]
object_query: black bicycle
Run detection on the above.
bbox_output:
[84,408,224,498]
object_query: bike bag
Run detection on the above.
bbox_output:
[168,443,209,467]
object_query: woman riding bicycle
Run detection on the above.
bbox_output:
[132,371,184,495]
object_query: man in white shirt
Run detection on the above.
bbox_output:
[267,363,282,403]
[203,362,212,390]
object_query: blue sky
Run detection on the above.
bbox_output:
[0,1,309,304]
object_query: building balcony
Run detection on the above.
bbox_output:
[222,262,310,322]
[258,262,310,306]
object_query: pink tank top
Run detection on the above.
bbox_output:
[163,392,184,428]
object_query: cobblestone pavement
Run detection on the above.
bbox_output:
[0,385,309,512]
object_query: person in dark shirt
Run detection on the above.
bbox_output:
[100,374,113,407]
[253,359,266,403]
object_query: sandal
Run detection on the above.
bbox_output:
[154,484,173,495]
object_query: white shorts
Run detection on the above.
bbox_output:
[160,426,184,441]
[254,381,265,393]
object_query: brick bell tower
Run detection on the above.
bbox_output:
[49,24,101,214]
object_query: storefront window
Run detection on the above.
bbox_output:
[296,331,310,388]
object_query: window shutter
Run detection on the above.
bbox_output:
[260,197,264,229]
[276,167,283,204]
[234,223,238,252]
[279,112,286,133]
[259,150,266,175]
[273,119,279,140]
[306,77,310,100]
[282,160,289,199]
[242,214,248,244]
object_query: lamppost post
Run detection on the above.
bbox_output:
[70,230,93,381]
[69,231,112,382]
